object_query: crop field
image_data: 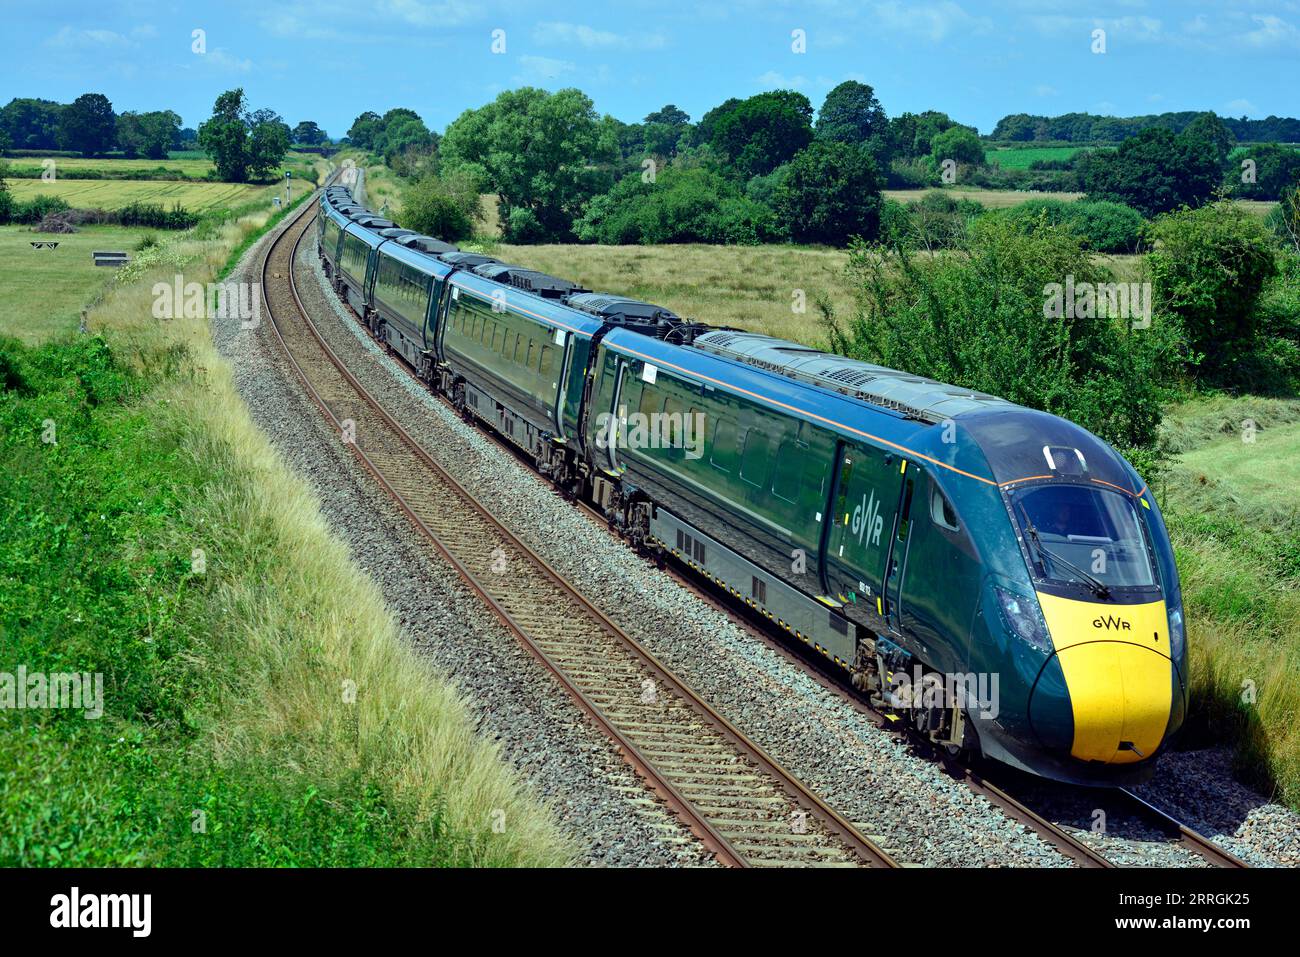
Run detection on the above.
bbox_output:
[0,223,155,343]
[984,145,1094,168]
[5,178,274,211]
[4,155,216,177]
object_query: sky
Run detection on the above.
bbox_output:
[2,0,1297,138]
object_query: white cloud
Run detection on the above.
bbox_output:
[512,55,577,85]
[1225,98,1258,116]
[756,70,810,89]
[533,21,666,50]
[46,26,132,49]
[1241,14,1300,49]
[1034,84,1058,97]
[872,1,991,42]
[204,48,254,73]
[376,0,477,27]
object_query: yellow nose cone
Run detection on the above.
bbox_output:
[1036,593,1172,764]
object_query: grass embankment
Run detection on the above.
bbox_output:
[1159,397,1300,806]
[6,179,271,212]
[0,177,570,865]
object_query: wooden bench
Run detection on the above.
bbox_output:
[92,251,131,268]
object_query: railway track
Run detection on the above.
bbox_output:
[261,187,898,868]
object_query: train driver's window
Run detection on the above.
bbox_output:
[930,483,960,532]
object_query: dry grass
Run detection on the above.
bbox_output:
[67,172,573,865]
[494,242,853,346]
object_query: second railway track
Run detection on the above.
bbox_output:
[262,185,898,868]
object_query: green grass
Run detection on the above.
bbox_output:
[1158,396,1300,806]
[0,162,571,866]
[0,224,156,344]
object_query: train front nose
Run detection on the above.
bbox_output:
[1028,593,1183,765]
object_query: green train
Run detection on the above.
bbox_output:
[317,184,1187,785]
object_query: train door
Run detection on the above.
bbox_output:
[824,441,904,616]
[884,464,918,635]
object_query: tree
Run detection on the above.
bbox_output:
[0,98,63,150]
[929,126,985,169]
[197,89,288,182]
[1079,126,1223,216]
[775,142,882,245]
[347,112,382,149]
[117,110,180,159]
[709,90,814,179]
[440,87,618,240]
[1146,200,1278,383]
[291,121,326,145]
[816,81,888,146]
[57,93,115,157]
[1181,112,1234,171]
[690,97,740,148]
[644,104,690,128]
[1231,143,1300,200]
[248,115,290,178]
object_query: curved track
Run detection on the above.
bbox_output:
[260,186,898,869]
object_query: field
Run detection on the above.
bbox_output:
[0,223,155,343]
[882,187,1086,207]
[493,242,854,346]
[2,151,322,183]
[1159,398,1300,805]
[5,178,273,212]
[984,145,1094,168]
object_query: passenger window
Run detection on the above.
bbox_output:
[739,429,772,488]
[525,340,535,369]
[711,419,738,473]
[931,484,960,532]
[772,440,801,502]
[539,345,552,375]
[639,385,663,418]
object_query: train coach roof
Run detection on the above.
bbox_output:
[690,330,1015,425]
[396,235,458,254]
[440,251,497,269]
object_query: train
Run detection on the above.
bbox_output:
[314,183,1187,786]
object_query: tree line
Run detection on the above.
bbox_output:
[1,93,329,176]
[992,110,1300,144]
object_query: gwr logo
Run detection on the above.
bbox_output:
[852,491,883,549]
[1092,614,1131,631]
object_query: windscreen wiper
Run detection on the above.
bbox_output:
[1018,506,1112,599]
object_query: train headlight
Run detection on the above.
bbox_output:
[994,586,1053,654]
[1168,605,1185,661]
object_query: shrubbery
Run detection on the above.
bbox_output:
[1145,200,1281,386]
[995,198,1145,253]
[826,215,1181,474]
[574,167,785,245]
[399,171,481,242]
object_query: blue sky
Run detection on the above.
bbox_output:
[3,1,1297,137]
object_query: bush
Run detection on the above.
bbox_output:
[502,206,545,244]
[0,177,11,225]
[399,172,479,242]
[997,198,1145,253]
[115,202,199,229]
[11,194,70,224]
[1145,199,1279,385]
[884,190,984,250]
[774,141,883,245]
[574,166,786,245]
[826,215,1181,472]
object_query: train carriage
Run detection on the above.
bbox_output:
[311,182,1188,787]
